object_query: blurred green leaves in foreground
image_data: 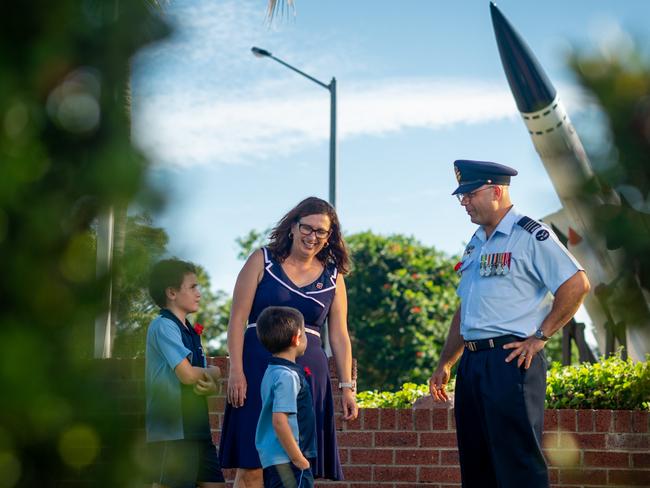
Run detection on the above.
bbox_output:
[569,40,650,327]
[1,1,169,485]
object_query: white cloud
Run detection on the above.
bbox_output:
[133,77,523,168]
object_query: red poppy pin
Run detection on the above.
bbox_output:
[193,323,204,335]
[454,261,463,272]
[303,366,312,378]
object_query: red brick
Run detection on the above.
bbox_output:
[559,468,607,485]
[576,409,593,432]
[349,448,393,465]
[375,432,418,447]
[545,449,580,467]
[544,409,559,431]
[373,466,417,482]
[574,433,607,449]
[632,410,649,433]
[559,409,577,432]
[543,432,560,449]
[594,410,613,432]
[394,448,439,465]
[342,414,362,431]
[397,409,413,430]
[440,449,459,466]
[583,450,629,468]
[207,396,225,413]
[448,409,456,430]
[548,467,559,484]
[338,448,349,464]
[607,433,650,449]
[342,465,372,481]
[380,409,397,429]
[632,452,650,468]
[362,408,380,430]
[614,410,634,432]
[414,409,431,431]
[420,432,458,448]
[419,466,462,483]
[337,431,373,447]
[431,411,449,431]
[608,469,650,486]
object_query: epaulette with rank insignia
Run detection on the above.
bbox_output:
[517,216,541,233]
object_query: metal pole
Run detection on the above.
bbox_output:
[94,207,114,358]
[329,77,337,208]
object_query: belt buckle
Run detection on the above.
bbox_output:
[466,341,477,352]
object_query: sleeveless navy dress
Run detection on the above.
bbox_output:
[219,247,344,480]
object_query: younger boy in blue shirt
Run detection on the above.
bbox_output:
[255,306,317,488]
[145,259,225,488]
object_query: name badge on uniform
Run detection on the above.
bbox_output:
[480,252,511,277]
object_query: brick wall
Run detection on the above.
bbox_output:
[111,357,650,487]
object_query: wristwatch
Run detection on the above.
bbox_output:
[534,328,550,341]
[339,381,356,392]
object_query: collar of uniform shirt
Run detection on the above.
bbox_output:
[475,206,520,242]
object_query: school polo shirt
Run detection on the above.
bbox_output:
[457,206,583,341]
[145,309,210,442]
[255,357,317,468]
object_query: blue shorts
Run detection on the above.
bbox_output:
[146,439,225,488]
[263,462,314,488]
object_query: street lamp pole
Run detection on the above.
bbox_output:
[251,47,337,207]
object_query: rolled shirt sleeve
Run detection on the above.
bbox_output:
[152,319,192,369]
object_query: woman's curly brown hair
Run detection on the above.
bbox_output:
[267,196,350,274]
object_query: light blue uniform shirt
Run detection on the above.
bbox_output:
[145,314,192,442]
[457,207,583,340]
[255,361,317,468]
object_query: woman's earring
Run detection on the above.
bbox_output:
[324,241,329,248]
[288,232,293,240]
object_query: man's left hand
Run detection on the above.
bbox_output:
[194,371,219,396]
[503,337,546,369]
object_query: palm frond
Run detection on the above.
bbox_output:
[267,0,295,21]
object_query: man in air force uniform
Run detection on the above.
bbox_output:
[429,159,590,488]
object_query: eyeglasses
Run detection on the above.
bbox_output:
[298,222,331,239]
[455,186,495,203]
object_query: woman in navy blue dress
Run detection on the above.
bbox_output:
[219,197,358,487]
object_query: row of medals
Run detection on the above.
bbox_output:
[479,252,511,276]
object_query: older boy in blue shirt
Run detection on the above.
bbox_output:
[255,306,317,488]
[145,259,225,488]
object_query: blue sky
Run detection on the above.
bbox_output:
[131,0,650,295]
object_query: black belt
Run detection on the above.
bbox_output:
[464,334,522,352]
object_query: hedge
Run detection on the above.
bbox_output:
[357,352,650,410]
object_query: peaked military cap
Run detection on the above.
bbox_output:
[452,159,518,195]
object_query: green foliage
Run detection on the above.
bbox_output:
[546,352,650,410]
[569,43,650,323]
[236,227,271,260]
[0,1,169,485]
[357,381,454,408]
[112,215,231,357]
[346,232,459,390]
[357,354,649,410]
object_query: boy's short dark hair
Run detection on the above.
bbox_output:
[256,306,305,354]
[149,259,198,308]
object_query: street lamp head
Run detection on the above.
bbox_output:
[251,46,272,58]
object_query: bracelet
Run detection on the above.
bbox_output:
[339,381,356,392]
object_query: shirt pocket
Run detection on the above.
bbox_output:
[457,254,478,297]
[476,252,516,298]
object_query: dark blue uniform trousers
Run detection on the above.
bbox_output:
[454,340,549,488]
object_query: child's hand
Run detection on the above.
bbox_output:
[193,372,218,396]
[292,456,310,471]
